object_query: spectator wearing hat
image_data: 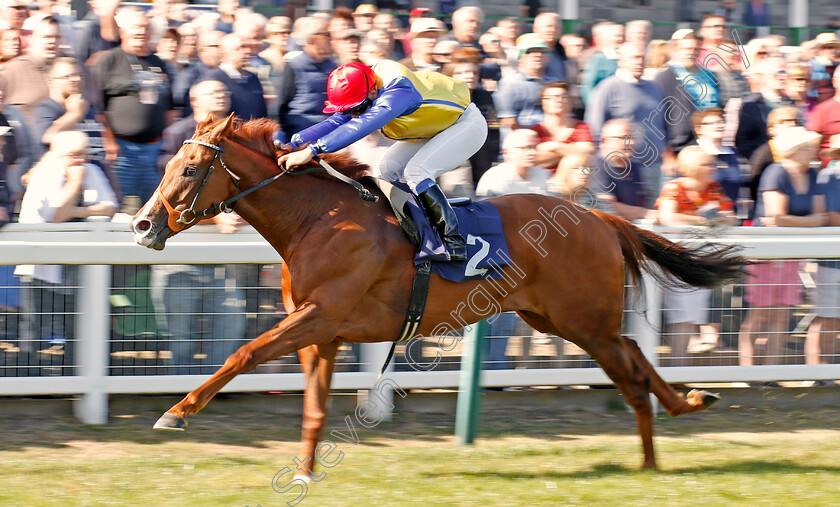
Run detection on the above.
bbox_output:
[654,29,720,158]
[493,34,552,142]
[807,67,840,168]
[807,134,840,369]
[808,33,839,105]
[352,4,377,34]
[580,22,623,105]
[585,41,674,206]
[276,16,336,138]
[532,13,566,82]
[739,127,826,368]
[400,17,446,72]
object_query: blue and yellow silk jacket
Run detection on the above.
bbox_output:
[289,59,471,153]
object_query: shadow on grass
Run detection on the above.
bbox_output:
[422,460,840,480]
[0,404,838,454]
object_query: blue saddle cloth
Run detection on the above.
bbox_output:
[402,192,512,283]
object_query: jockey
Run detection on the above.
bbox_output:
[277,59,489,262]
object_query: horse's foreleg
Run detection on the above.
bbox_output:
[622,337,720,417]
[296,341,340,480]
[154,303,337,430]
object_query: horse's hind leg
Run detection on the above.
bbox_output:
[516,312,658,469]
[296,341,341,480]
[586,336,658,469]
[622,337,719,416]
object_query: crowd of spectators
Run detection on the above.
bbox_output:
[0,1,838,378]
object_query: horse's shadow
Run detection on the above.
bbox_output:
[423,460,840,480]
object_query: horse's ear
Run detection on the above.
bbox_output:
[208,113,236,142]
[195,114,215,135]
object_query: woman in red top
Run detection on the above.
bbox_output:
[530,81,594,172]
[656,146,736,225]
[655,146,736,365]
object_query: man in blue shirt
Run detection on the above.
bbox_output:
[276,17,337,139]
[493,35,560,144]
[201,33,266,121]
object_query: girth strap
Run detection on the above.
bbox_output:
[376,261,432,380]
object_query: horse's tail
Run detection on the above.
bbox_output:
[593,210,751,290]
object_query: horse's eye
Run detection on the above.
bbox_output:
[185,165,198,176]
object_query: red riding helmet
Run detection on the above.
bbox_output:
[323,62,376,114]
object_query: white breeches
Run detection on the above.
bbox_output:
[375,103,488,192]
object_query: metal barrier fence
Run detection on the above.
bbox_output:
[1,220,839,423]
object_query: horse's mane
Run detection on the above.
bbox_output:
[208,117,371,182]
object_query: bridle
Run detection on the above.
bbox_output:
[155,137,378,233]
[156,138,288,232]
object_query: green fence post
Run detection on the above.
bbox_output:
[455,319,488,445]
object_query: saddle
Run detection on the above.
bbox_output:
[366,177,470,247]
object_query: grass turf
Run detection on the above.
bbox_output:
[0,401,838,506]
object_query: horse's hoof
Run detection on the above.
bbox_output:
[153,412,188,431]
[688,389,720,409]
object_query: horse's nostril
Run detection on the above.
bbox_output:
[136,220,151,232]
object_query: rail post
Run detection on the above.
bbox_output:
[73,220,112,424]
[455,320,487,444]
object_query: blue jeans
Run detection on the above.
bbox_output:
[150,265,247,375]
[113,138,163,203]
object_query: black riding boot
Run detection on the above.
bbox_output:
[418,184,468,261]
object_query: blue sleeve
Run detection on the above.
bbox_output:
[492,77,519,119]
[313,76,422,154]
[289,113,352,149]
[758,163,788,194]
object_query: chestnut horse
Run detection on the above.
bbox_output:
[131,115,747,471]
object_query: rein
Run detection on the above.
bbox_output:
[156,139,377,232]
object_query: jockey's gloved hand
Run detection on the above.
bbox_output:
[272,130,289,148]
